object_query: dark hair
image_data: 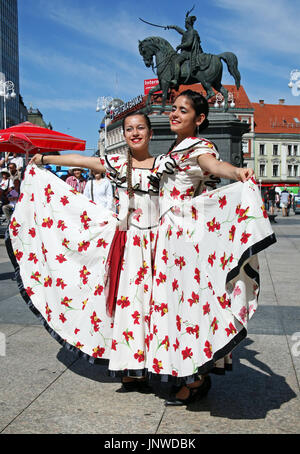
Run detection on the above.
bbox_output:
[175,89,209,133]
[122,111,152,132]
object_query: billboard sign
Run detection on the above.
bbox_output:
[144,79,161,95]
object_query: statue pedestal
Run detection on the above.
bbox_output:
[205,110,250,186]
[149,110,249,187]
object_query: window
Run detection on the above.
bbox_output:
[273,164,279,177]
[287,145,293,156]
[259,164,266,177]
[242,141,248,154]
[273,144,278,156]
[259,144,265,155]
[288,165,293,177]
[294,165,299,177]
[294,145,299,156]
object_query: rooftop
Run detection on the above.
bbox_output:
[252,101,300,134]
[176,84,253,109]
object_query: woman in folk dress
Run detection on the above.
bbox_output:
[146,90,276,405]
[7,112,160,392]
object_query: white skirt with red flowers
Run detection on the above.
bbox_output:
[145,179,276,383]
[7,164,120,363]
[6,164,159,376]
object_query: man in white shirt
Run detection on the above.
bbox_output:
[84,171,113,209]
[0,152,24,171]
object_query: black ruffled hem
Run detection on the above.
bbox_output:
[226,233,277,286]
[145,328,246,386]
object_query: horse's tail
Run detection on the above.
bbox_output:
[218,52,241,90]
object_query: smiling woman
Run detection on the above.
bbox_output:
[144,89,277,406]
[6,110,162,394]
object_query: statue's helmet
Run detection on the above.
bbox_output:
[185,15,196,26]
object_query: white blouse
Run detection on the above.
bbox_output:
[83,178,114,209]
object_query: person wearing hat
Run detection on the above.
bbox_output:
[0,168,17,221]
[0,168,12,191]
[65,166,87,193]
[0,152,24,171]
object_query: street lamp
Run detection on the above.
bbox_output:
[96,96,114,152]
[0,73,16,130]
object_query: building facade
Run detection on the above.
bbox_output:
[0,0,19,129]
[253,100,300,190]
[27,105,52,129]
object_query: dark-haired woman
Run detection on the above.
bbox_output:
[146,90,276,405]
[8,112,160,390]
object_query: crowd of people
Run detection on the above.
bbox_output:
[0,153,23,223]
[263,185,296,217]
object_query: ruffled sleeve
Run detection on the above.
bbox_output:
[189,138,219,161]
[149,137,220,189]
[103,154,127,185]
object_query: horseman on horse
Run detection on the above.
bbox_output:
[166,8,211,89]
[139,7,241,112]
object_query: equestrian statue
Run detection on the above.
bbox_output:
[139,6,241,112]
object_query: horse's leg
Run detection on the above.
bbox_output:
[147,84,162,112]
[219,85,229,112]
[213,82,229,112]
[160,81,170,113]
[201,79,215,103]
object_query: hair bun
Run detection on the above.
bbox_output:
[198,118,209,132]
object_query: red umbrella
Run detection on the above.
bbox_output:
[0,122,86,161]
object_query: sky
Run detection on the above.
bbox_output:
[18,0,300,154]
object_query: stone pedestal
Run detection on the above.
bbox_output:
[204,110,250,186]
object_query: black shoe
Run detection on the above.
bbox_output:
[165,376,211,406]
[118,378,152,394]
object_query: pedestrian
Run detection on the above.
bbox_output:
[65,167,87,193]
[0,152,24,171]
[7,111,160,392]
[287,192,293,216]
[263,188,269,212]
[280,188,289,217]
[83,171,114,210]
[275,191,280,211]
[268,185,276,215]
[0,168,14,219]
[59,168,72,182]
[7,162,21,194]
[0,168,19,222]
[145,90,276,405]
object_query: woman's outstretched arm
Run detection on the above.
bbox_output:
[29,154,105,174]
[198,154,254,182]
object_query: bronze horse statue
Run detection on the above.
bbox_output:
[138,36,241,112]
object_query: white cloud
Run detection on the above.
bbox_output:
[36,0,150,56]
[20,47,106,82]
[212,0,300,56]
[27,97,96,112]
